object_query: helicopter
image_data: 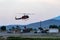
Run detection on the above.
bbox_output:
[15,13,29,20]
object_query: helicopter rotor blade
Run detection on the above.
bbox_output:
[16,13,34,15]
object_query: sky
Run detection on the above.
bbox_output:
[0,0,60,25]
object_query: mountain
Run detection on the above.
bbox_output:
[6,25,25,30]
[26,16,60,29]
[53,16,60,20]
[1,16,60,30]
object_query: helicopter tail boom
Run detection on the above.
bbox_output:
[15,17,21,20]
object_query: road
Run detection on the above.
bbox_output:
[0,32,60,38]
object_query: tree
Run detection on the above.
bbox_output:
[11,26,16,33]
[15,25,21,33]
[49,25,58,28]
[1,26,6,31]
[24,26,27,29]
[38,27,43,30]
[16,25,20,30]
[28,28,33,31]
[58,25,60,32]
[11,26,15,31]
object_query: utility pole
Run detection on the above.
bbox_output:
[40,20,41,27]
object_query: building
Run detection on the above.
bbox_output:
[48,28,59,33]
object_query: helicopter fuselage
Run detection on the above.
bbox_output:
[15,15,29,20]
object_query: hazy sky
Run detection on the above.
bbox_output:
[0,0,60,25]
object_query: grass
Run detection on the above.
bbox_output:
[6,37,60,40]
